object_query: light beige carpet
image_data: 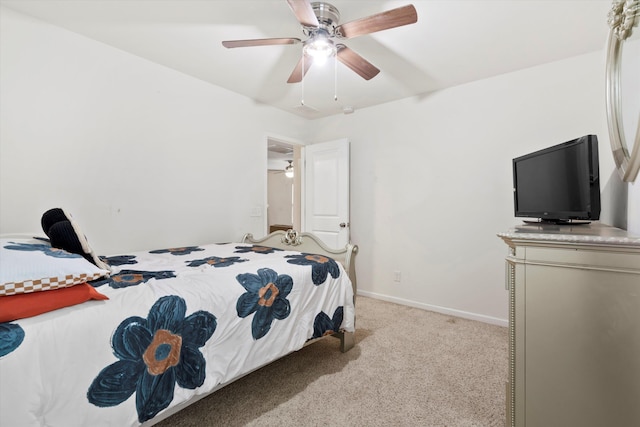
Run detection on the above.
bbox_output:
[156,296,508,427]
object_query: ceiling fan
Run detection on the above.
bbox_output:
[222,0,418,83]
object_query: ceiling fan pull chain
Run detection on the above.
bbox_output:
[300,52,305,106]
[334,53,338,101]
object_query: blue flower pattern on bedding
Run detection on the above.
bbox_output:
[101,255,138,266]
[91,270,176,289]
[0,323,25,357]
[234,245,283,254]
[236,268,293,340]
[3,242,81,259]
[311,306,344,339]
[87,295,217,423]
[149,246,204,256]
[285,253,341,285]
[186,256,247,268]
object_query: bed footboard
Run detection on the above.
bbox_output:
[242,229,358,294]
[242,230,357,352]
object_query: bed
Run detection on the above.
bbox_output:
[0,220,357,427]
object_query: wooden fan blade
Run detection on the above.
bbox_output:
[286,0,319,28]
[222,38,301,48]
[336,45,380,80]
[335,4,417,39]
[287,55,314,83]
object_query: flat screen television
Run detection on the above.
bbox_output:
[512,135,601,224]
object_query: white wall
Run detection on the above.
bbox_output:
[621,39,640,235]
[0,7,308,254]
[630,184,640,235]
[306,50,628,325]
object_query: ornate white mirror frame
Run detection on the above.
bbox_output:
[606,0,640,182]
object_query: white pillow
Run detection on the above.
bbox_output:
[0,238,110,296]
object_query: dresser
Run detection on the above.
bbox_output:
[498,223,640,427]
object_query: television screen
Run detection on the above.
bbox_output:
[513,135,601,224]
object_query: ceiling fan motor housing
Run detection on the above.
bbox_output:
[310,2,340,32]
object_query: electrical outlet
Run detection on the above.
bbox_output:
[394,271,401,282]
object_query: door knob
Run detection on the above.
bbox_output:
[339,222,349,228]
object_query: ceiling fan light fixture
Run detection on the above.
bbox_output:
[285,160,294,178]
[303,32,335,65]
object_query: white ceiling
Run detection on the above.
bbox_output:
[1,0,615,119]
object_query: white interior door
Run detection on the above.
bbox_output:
[302,138,350,248]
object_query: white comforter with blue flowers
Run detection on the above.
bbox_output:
[0,242,355,426]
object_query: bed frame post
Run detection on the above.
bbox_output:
[337,331,355,352]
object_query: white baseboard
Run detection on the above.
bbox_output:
[357,290,508,327]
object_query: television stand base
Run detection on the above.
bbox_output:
[523,219,591,225]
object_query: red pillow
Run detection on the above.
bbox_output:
[0,283,108,322]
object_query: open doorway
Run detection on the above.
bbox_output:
[266,136,351,247]
[267,136,302,234]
